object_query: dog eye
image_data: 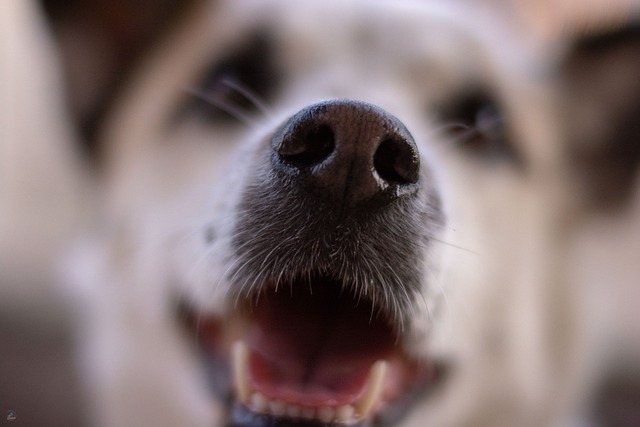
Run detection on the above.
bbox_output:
[436,89,521,165]
[181,31,281,126]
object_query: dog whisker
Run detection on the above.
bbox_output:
[220,78,273,118]
[423,233,479,255]
[184,87,258,127]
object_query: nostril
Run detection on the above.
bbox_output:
[374,136,420,185]
[275,124,335,167]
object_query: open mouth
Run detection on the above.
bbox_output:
[184,274,440,426]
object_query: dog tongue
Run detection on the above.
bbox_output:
[245,282,395,406]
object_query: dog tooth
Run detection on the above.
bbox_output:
[300,406,316,420]
[250,392,268,413]
[286,404,302,418]
[318,406,335,423]
[269,399,286,416]
[355,360,388,418]
[232,341,252,404]
[336,405,355,423]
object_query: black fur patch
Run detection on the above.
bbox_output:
[562,24,640,210]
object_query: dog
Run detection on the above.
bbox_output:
[51,1,639,427]
[72,1,578,426]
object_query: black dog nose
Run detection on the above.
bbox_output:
[272,99,420,207]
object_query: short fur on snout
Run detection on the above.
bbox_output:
[229,100,441,330]
[76,1,582,427]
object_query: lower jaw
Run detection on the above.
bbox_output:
[227,402,368,427]
[224,377,441,427]
[186,333,448,426]
[220,355,446,427]
[182,277,447,426]
[198,342,446,427]
[196,348,445,427]
[237,355,389,424]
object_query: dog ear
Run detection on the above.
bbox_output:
[559,20,640,211]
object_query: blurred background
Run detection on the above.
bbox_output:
[1,0,639,426]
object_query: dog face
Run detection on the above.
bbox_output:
[84,1,570,426]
